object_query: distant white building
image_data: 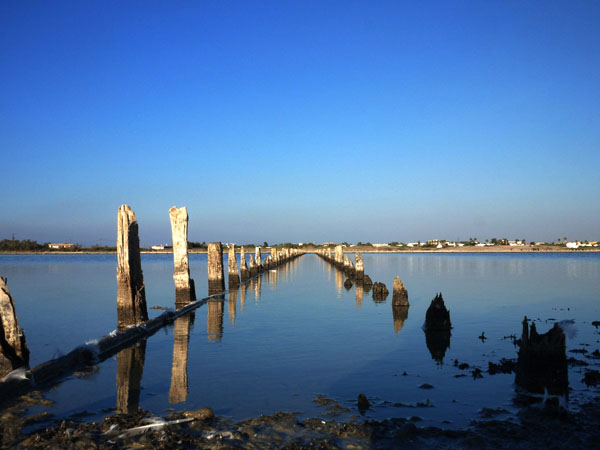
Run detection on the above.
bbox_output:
[48,243,75,249]
[566,242,579,249]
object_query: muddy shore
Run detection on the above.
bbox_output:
[3,393,600,449]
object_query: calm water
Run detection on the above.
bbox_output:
[1,252,599,428]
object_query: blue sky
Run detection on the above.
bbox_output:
[1,1,599,246]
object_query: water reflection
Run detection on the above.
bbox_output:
[169,314,192,403]
[424,330,451,364]
[334,268,343,295]
[116,340,146,413]
[207,299,224,342]
[228,289,238,325]
[240,282,248,312]
[355,282,364,308]
[392,304,409,333]
[252,276,262,301]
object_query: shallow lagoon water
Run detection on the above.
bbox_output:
[1,252,599,428]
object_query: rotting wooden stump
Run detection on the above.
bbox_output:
[423,293,452,364]
[392,277,409,306]
[169,206,196,304]
[0,277,29,377]
[424,293,451,331]
[515,316,568,396]
[362,275,373,292]
[228,245,240,289]
[372,282,389,302]
[207,242,225,296]
[343,278,353,290]
[117,205,148,328]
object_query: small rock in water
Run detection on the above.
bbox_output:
[357,393,370,411]
[591,321,600,329]
[343,278,353,290]
[419,383,434,389]
[183,408,215,421]
[583,369,600,387]
[372,282,389,301]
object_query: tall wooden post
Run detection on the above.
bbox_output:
[207,242,225,295]
[169,206,196,304]
[117,205,148,328]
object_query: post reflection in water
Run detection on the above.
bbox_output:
[169,313,192,404]
[392,304,409,333]
[424,329,451,364]
[355,282,364,307]
[240,282,248,312]
[116,340,146,414]
[252,276,262,301]
[228,288,238,325]
[207,298,224,342]
[334,268,343,295]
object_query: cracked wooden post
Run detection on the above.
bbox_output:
[169,206,196,304]
[240,246,250,281]
[335,245,344,267]
[0,277,29,377]
[355,253,364,280]
[207,242,225,295]
[116,205,148,328]
[228,244,240,288]
[271,247,278,266]
[255,247,262,273]
[249,254,257,276]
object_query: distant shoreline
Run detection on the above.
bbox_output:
[0,246,598,255]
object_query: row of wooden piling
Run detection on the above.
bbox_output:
[117,204,303,327]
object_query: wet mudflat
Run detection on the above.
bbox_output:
[1,252,600,447]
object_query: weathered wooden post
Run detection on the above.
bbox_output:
[207,242,225,295]
[271,247,278,266]
[116,205,148,328]
[240,246,250,281]
[169,314,191,404]
[255,247,262,273]
[0,277,29,377]
[116,341,146,413]
[228,245,240,288]
[169,206,196,304]
[335,245,344,267]
[355,253,364,280]
[249,254,257,276]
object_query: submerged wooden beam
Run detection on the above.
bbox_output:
[116,205,148,328]
[169,206,196,304]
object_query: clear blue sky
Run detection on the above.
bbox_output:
[1,1,599,246]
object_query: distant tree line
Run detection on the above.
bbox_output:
[0,239,47,251]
